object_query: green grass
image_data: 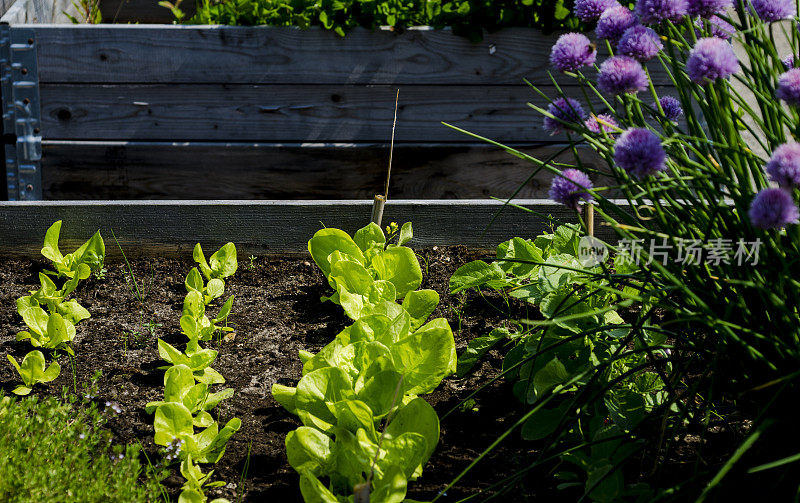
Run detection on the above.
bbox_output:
[0,384,166,503]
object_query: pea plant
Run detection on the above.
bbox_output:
[274,222,455,502]
[448,224,672,501]
[8,221,104,395]
[147,242,240,503]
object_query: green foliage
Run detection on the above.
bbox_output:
[6,351,60,396]
[7,221,104,395]
[308,222,423,319]
[450,225,667,500]
[275,222,454,501]
[178,0,581,40]
[150,242,240,503]
[0,388,165,502]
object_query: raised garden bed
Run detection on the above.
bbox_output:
[0,0,664,201]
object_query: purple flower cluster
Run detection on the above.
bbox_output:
[655,95,683,120]
[783,54,796,69]
[597,56,649,95]
[585,113,619,133]
[164,438,185,462]
[596,5,637,44]
[766,143,800,187]
[549,169,595,211]
[686,37,740,84]
[687,0,731,17]
[618,26,663,62]
[543,97,587,134]
[635,0,688,24]
[749,188,799,229]
[750,0,796,22]
[614,128,667,178]
[777,68,800,106]
[550,33,597,72]
[574,0,619,21]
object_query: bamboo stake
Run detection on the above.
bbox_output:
[370,89,400,226]
[586,203,594,237]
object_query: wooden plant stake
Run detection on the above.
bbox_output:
[370,89,400,226]
[586,203,594,237]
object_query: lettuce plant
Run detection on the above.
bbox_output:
[150,243,240,503]
[7,221,104,395]
[275,222,455,502]
[5,350,60,396]
[308,222,425,319]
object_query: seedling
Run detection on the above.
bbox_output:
[8,221,104,394]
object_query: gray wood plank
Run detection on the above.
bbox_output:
[28,25,671,86]
[40,141,609,199]
[40,83,624,142]
[0,199,614,257]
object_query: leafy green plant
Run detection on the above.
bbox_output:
[149,243,240,503]
[447,225,669,500]
[7,221,104,395]
[0,383,165,502]
[6,350,60,396]
[180,0,582,40]
[275,222,455,502]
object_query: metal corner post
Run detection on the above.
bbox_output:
[1,23,42,201]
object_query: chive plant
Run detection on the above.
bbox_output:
[444,0,800,498]
[7,221,104,395]
[147,243,240,503]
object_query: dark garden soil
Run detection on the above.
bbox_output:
[0,247,558,502]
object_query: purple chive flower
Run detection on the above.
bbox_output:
[777,68,800,106]
[766,143,800,187]
[596,5,637,44]
[655,95,683,120]
[750,0,796,22]
[543,97,587,134]
[614,128,667,178]
[783,54,796,69]
[618,26,663,62]
[694,15,736,40]
[550,33,598,72]
[686,38,740,84]
[597,56,649,95]
[575,0,619,21]
[549,168,595,210]
[749,188,799,229]
[687,0,731,17]
[585,113,619,133]
[635,0,688,24]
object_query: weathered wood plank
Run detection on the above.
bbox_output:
[40,83,623,142]
[40,141,608,199]
[27,25,671,86]
[0,199,614,257]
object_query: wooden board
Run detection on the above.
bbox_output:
[39,83,617,142]
[0,199,612,258]
[27,25,671,86]
[40,141,608,199]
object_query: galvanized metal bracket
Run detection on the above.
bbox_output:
[1,24,42,201]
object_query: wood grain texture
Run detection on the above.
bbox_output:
[28,25,671,86]
[0,199,617,257]
[40,141,609,199]
[39,83,648,142]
